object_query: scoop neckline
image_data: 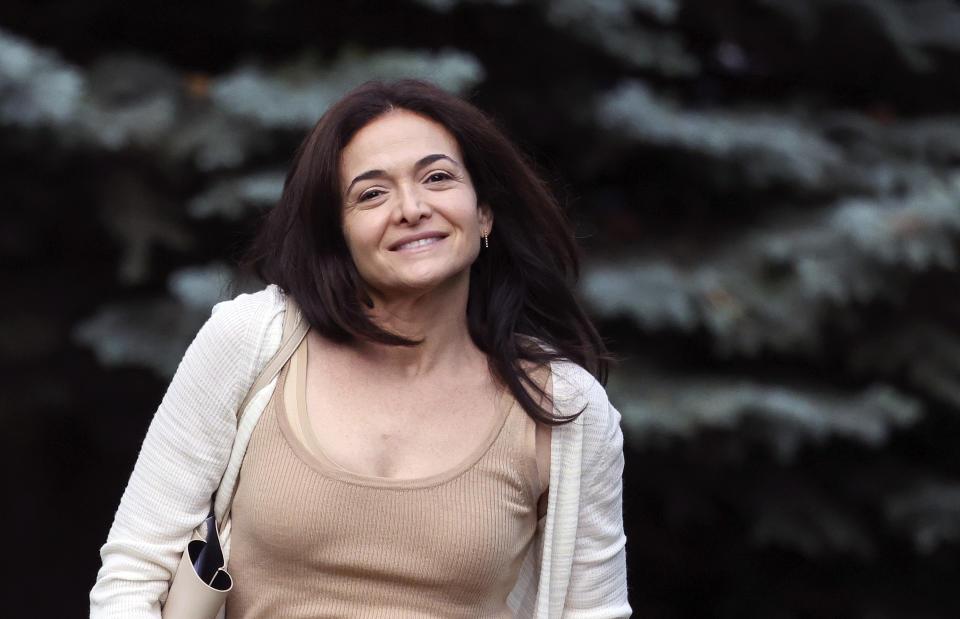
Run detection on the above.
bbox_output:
[274,337,516,490]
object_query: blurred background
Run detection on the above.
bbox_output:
[2,0,960,617]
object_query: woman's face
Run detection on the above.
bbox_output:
[339,109,492,300]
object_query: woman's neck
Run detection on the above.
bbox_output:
[355,277,481,378]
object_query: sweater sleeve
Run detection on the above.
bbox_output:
[564,384,631,618]
[89,287,281,619]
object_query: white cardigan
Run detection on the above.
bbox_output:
[90,285,630,618]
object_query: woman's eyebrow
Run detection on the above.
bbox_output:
[345,154,461,195]
[346,169,386,195]
[414,153,460,170]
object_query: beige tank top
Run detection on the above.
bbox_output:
[226,339,544,618]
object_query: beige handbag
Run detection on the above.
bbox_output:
[162,296,308,619]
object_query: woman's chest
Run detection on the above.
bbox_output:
[235,426,537,575]
[301,346,512,480]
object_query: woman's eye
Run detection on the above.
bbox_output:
[358,189,383,202]
[426,171,452,183]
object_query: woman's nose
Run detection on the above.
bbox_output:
[395,184,431,224]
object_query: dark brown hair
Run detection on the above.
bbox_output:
[247,79,608,424]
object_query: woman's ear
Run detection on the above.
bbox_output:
[479,204,494,236]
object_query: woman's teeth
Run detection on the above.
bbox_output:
[397,237,442,250]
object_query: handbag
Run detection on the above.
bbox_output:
[162,295,308,619]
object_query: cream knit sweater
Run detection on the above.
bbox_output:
[89,285,631,618]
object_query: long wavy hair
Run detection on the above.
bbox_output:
[246,79,608,424]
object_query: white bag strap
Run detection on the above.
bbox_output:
[237,294,309,422]
[216,293,308,527]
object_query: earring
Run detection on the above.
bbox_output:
[483,232,489,249]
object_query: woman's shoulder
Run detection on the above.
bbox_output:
[210,284,285,325]
[194,284,287,373]
[203,284,284,339]
[550,360,620,432]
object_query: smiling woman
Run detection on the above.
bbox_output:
[90,80,630,619]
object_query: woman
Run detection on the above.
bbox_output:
[91,79,629,618]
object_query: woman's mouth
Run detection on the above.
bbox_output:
[399,237,442,251]
[390,234,447,251]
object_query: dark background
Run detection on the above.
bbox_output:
[2,1,960,617]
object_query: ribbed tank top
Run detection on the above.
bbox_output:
[226,340,543,618]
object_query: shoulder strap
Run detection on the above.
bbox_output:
[215,293,308,528]
[236,294,308,422]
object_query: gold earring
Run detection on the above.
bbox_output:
[483,232,489,249]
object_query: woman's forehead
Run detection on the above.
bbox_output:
[340,109,463,175]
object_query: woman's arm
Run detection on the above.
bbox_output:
[89,288,281,618]
[564,393,631,618]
